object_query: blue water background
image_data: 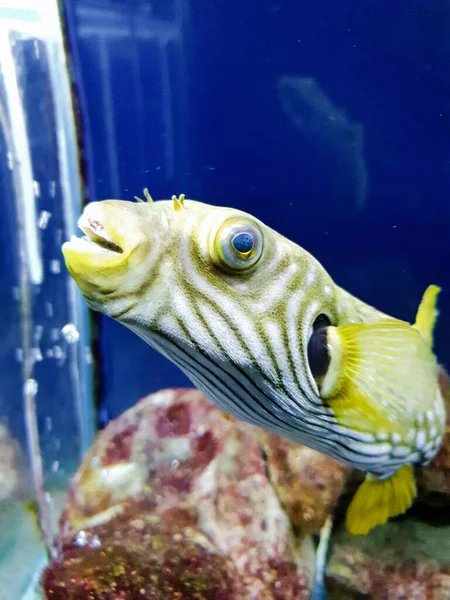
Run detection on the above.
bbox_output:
[63,0,450,423]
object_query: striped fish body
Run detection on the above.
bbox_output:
[62,195,445,533]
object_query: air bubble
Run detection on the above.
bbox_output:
[24,378,38,397]
[38,210,51,229]
[75,531,88,547]
[61,323,80,344]
[84,347,93,364]
[52,345,65,361]
[170,459,180,469]
[75,531,101,549]
[49,260,61,274]
[31,347,43,363]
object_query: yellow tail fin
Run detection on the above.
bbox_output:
[345,464,417,535]
[413,284,440,345]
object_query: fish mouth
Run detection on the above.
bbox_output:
[75,211,124,255]
[62,202,129,273]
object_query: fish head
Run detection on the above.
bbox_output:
[62,195,343,387]
[62,200,158,316]
[62,196,333,323]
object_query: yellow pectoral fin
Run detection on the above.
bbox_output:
[345,464,417,536]
[322,319,438,431]
[413,284,441,345]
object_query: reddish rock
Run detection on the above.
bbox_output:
[43,388,315,599]
[41,368,450,598]
[326,520,450,600]
[258,432,349,534]
[43,513,238,599]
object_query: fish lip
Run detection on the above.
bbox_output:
[77,210,123,255]
[61,202,129,268]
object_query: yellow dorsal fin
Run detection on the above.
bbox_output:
[413,284,440,345]
[134,188,154,203]
[143,188,154,203]
[172,194,185,212]
[345,464,417,535]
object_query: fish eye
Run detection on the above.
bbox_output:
[307,314,332,380]
[231,232,254,255]
[212,217,264,272]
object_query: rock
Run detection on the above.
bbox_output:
[325,368,450,600]
[325,519,450,599]
[43,516,240,599]
[42,367,450,598]
[257,432,349,534]
[416,368,450,508]
[0,423,23,502]
[42,388,316,599]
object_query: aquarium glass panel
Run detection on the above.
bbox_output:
[0,1,94,597]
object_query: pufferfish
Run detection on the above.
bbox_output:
[62,191,446,535]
